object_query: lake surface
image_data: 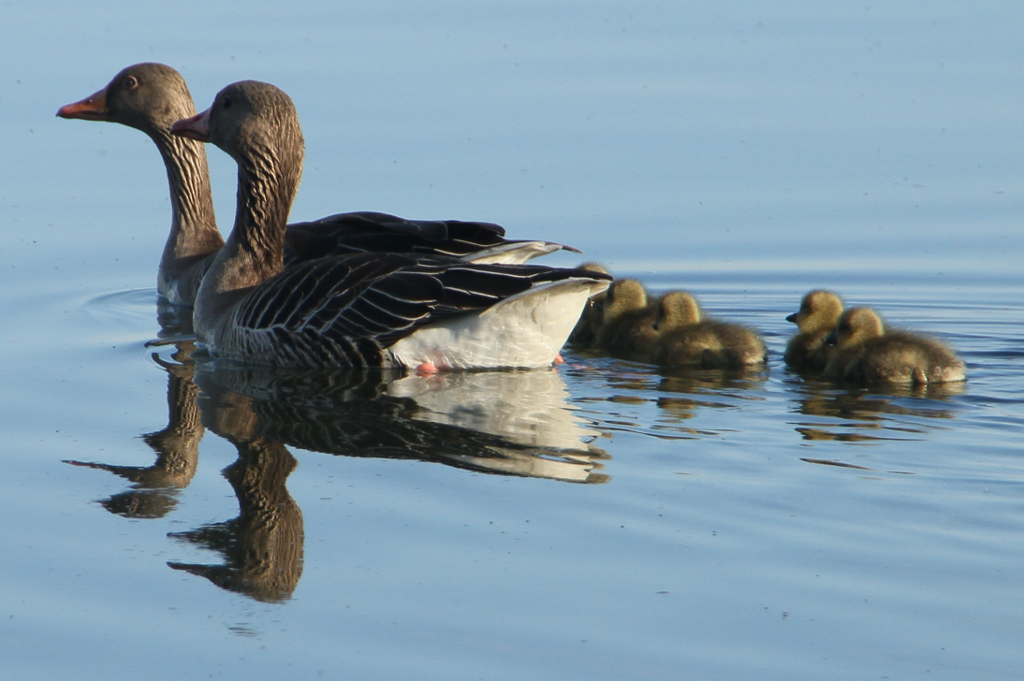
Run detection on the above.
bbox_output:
[2,2,1023,679]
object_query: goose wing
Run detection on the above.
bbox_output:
[228,253,609,366]
[283,211,577,265]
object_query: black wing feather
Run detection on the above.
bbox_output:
[283,211,512,263]
[232,254,611,356]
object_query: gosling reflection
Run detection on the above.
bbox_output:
[658,365,768,393]
[193,364,609,484]
[574,358,769,440]
[64,341,202,518]
[168,387,303,603]
[786,375,964,443]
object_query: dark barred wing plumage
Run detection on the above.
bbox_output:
[231,253,611,366]
[283,211,520,263]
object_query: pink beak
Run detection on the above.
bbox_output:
[170,107,212,141]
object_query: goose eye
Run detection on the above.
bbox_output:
[222,97,232,109]
[124,75,139,90]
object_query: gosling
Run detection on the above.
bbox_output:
[823,307,966,384]
[568,262,612,346]
[653,291,767,368]
[784,289,844,372]
[595,278,658,359]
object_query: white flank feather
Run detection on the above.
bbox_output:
[388,277,609,369]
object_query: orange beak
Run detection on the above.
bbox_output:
[170,107,212,142]
[56,87,111,121]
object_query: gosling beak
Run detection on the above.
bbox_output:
[170,107,212,142]
[785,312,798,324]
[56,87,111,121]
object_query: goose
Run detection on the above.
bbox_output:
[58,63,575,306]
[169,80,609,369]
[823,307,966,384]
[784,289,843,372]
[652,291,767,368]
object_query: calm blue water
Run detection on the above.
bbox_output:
[2,2,1023,679]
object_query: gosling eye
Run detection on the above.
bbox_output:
[221,97,233,109]
[124,75,139,90]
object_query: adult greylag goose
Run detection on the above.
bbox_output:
[784,289,844,372]
[823,307,966,384]
[170,80,609,369]
[58,63,576,305]
[652,291,767,368]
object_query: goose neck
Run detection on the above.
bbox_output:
[229,150,300,279]
[151,130,223,259]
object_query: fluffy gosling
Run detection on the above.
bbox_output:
[595,278,657,358]
[823,307,966,384]
[784,289,844,372]
[653,291,767,368]
[568,262,612,346]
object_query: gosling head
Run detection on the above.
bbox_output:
[786,289,843,333]
[656,291,701,333]
[602,278,648,325]
[578,262,610,277]
[829,307,884,348]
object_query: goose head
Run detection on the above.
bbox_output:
[57,63,197,135]
[172,80,304,173]
[787,289,843,333]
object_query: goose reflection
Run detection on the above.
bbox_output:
[167,385,303,603]
[64,340,202,518]
[192,363,609,484]
[165,361,607,602]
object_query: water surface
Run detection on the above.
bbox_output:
[2,2,1023,679]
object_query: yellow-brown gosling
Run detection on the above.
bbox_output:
[652,291,767,368]
[595,278,657,357]
[823,307,966,384]
[784,289,844,372]
[568,262,612,346]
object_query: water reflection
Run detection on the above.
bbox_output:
[164,361,607,601]
[69,302,608,601]
[571,357,770,439]
[195,363,608,484]
[168,385,304,603]
[64,342,202,518]
[785,373,964,444]
[572,350,966,449]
